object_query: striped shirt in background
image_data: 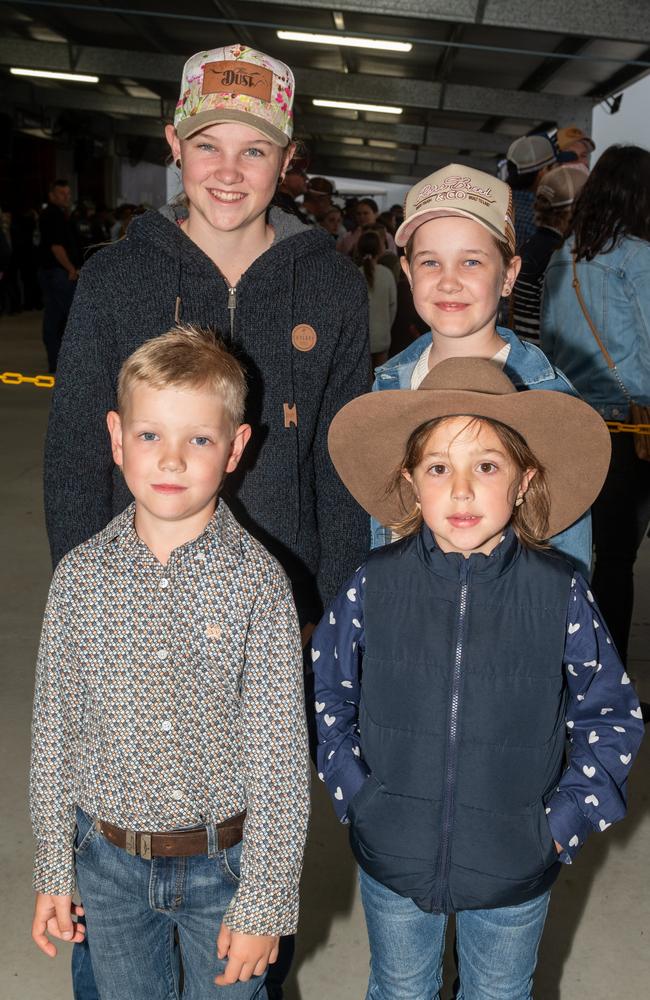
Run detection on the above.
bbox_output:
[512,189,536,253]
[512,227,563,344]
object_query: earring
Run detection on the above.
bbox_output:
[175,158,181,169]
[515,495,524,507]
[503,285,512,296]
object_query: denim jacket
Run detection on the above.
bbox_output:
[370,327,593,578]
[541,236,650,419]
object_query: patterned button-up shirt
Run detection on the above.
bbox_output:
[30,502,310,936]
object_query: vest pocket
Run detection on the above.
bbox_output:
[532,800,558,868]
[347,775,382,826]
[453,801,556,880]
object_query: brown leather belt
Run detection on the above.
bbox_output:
[95,811,246,860]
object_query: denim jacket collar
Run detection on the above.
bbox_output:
[374,327,558,392]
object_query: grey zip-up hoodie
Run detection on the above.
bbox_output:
[44,207,371,621]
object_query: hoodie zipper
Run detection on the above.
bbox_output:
[227,285,237,341]
[436,558,469,912]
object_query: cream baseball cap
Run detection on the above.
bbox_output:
[506,135,556,174]
[536,165,587,208]
[395,164,516,255]
[174,44,294,146]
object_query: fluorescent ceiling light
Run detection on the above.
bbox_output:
[340,136,364,145]
[277,30,411,53]
[313,99,403,115]
[368,139,398,149]
[11,67,99,83]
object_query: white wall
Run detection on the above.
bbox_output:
[591,72,650,158]
[318,176,410,211]
[118,160,167,208]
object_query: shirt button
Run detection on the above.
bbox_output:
[161,720,172,732]
[159,578,169,590]
[157,649,169,661]
[171,789,183,801]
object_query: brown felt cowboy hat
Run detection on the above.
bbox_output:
[328,357,611,538]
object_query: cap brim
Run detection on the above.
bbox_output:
[395,208,509,249]
[175,108,290,146]
[328,387,611,539]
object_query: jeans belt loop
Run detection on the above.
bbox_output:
[205,822,219,859]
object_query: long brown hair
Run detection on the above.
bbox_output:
[387,415,550,549]
[356,230,382,290]
[570,144,650,261]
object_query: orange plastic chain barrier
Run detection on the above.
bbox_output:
[606,420,650,435]
[1,373,649,436]
[1,371,55,388]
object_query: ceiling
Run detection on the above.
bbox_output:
[2,0,650,183]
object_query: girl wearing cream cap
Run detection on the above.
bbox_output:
[371,163,592,578]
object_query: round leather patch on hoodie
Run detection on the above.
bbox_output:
[292,324,317,352]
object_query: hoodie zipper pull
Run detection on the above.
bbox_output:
[227,286,237,340]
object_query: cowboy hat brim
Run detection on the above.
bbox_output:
[328,380,611,539]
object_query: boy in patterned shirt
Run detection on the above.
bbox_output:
[30,325,310,999]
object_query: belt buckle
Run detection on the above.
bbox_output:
[140,834,152,861]
[125,830,137,856]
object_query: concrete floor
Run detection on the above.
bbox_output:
[1,311,648,999]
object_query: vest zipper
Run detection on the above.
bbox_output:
[227,285,237,340]
[436,558,470,912]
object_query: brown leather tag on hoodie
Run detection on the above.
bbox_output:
[202,61,273,102]
[292,324,318,352]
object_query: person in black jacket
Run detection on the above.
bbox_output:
[43,43,370,1000]
[38,180,82,371]
[312,358,643,1000]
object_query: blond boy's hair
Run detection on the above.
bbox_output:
[117,325,247,428]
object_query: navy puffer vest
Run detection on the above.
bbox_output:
[348,527,572,914]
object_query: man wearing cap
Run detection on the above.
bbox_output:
[275,164,309,221]
[555,125,596,170]
[506,135,557,251]
[300,176,336,224]
[513,165,587,343]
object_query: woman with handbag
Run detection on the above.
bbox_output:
[541,144,650,665]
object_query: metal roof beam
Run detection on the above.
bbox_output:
[0,38,593,125]
[5,80,167,119]
[252,0,650,44]
[0,37,185,81]
[316,141,416,165]
[293,68,592,124]
[298,115,425,146]
[423,125,511,154]
[316,153,497,180]
[316,158,419,185]
[301,117,513,156]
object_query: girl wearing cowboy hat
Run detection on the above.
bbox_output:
[372,164,592,579]
[312,357,643,1000]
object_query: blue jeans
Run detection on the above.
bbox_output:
[359,867,550,1000]
[73,808,267,1000]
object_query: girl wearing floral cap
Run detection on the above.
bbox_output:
[43,43,370,1000]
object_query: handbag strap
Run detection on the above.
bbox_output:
[571,253,634,404]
